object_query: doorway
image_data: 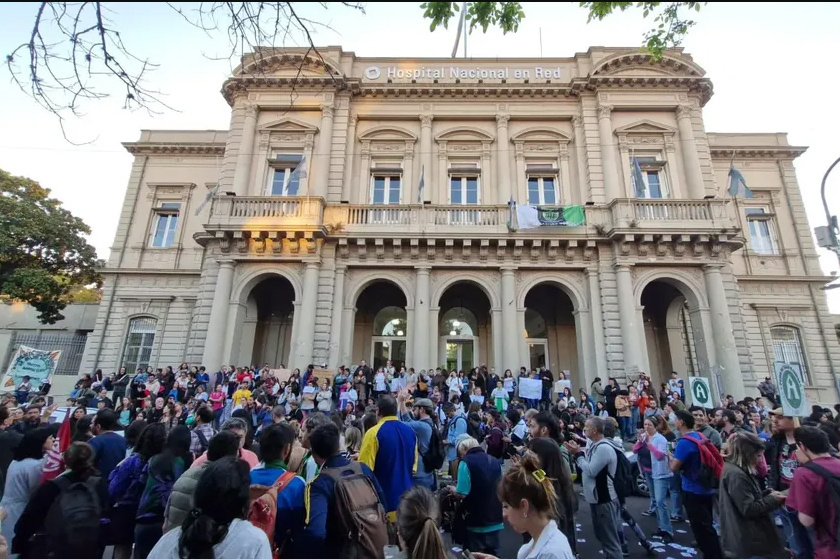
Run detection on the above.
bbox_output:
[444,338,476,371]
[527,338,548,370]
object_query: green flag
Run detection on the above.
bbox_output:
[562,205,585,226]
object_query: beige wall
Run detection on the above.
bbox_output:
[75,46,840,405]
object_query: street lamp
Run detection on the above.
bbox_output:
[814,155,840,288]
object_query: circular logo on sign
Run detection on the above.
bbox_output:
[691,379,710,406]
[364,66,381,80]
[779,366,803,410]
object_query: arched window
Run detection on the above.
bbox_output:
[373,307,407,337]
[441,307,477,337]
[122,317,157,373]
[525,308,548,338]
[771,325,809,384]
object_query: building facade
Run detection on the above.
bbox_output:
[79,46,840,403]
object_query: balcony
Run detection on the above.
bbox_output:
[586,199,737,236]
[204,195,326,237]
[324,204,513,235]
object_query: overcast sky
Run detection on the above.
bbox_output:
[1,2,839,310]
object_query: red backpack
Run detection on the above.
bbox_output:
[248,470,297,558]
[683,431,723,489]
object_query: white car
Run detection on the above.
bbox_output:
[47,407,99,424]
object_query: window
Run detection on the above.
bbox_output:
[371,176,401,205]
[150,202,180,248]
[450,176,480,205]
[122,317,157,373]
[373,306,408,336]
[527,176,558,206]
[745,207,778,255]
[633,156,668,199]
[267,155,302,196]
[771,326,809,384]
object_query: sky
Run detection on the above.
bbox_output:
[1,2,839,310]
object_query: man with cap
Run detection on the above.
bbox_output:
[766,407,813,559]
[396,390,436,490]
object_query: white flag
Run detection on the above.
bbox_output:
[516,204,542,230]
[418,165,425,204]
[194,183,220,216]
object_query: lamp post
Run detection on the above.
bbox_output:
[815,156,840,284]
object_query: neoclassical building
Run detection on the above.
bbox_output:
[78,46,840,403]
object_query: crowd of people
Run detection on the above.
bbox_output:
[0,362,836,559]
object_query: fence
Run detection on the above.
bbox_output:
[1,332,88,377]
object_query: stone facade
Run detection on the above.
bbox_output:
[79,47,840,403]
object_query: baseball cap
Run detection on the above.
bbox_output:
[413,398,434,411]
[768,407,788,416]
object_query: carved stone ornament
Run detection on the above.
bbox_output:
[420,115,434,127]
[676,104,693,121]
[496,114,510,127]
[320,105,334,119]
[572,114,583,128]
[597,104,613,119]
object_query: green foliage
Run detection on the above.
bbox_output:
[0,169,102,323]
[420,2,705,58]
[581,2,706,59]
[420,2,525,34]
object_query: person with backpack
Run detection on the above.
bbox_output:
[397,393,441,491]
[301,422,389,559]
[787,425,840,559]
[669,409,723,559]
[13,442,109,559]
[148,456,272,559]
[248,423,306,557]
[188,406,215,459]
[163,431,241,532]
[563,416,622,559]
[443,402,469,477]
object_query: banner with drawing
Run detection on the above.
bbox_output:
[2,346,62,390]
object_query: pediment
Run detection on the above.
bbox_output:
[260,118,319,134]
[238,52,343,79]
[615,120,677,135]
[436,126,494,142]
[359,125,417,142]
[591,53,706,78]
[510,127,571,144]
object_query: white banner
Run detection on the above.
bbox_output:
[555,379,572,394]
[518,377,542,400]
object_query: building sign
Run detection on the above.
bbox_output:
[364,65,564,82]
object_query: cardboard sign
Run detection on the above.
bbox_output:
[555,379,572,394]
[268,368,293,383]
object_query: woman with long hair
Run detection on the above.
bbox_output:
[13,442,110,559]
[69,405,89,438]
[72,414,94,443]
[0,427,54,547]
[527,437,578,555]
[109,423,167,559]
[473,454,574,559]
[147,456,271,559]
[719,431,786,559]
[396,485,448,559]
[133,425,191,559]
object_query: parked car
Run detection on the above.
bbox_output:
[625,451,650,497]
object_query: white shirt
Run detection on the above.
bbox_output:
[517,520,575,559]
[148,518,271,559]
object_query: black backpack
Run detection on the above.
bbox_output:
[802,461,840,549]
[422,424,445,473]
[194,429,210,456]
[45,475,103,556]
[609,446,636,502]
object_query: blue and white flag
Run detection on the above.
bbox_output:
[728,165,754,198]
[631,156,647,197]
[418,165,425,205]
[288,154,308,184]
[194,183,220,215]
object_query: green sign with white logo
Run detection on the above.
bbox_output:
[689,377,712,407]
[778,364,808,417]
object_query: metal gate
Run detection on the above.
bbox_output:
[1,332,88,376]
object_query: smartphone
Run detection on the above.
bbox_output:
[462,550,475,559]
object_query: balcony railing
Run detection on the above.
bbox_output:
[606,198,733,233]
[324,204,512,234]
[205,195,325,233]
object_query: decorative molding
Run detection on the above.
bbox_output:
[495,114,510,128]
[597,104,613,119]
[709,147,808,159]
[123,143,225,156]
[420,115,434,128]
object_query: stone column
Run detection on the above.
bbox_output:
[201,260,235,372]
[501,268,518,372]
[514,146,526,202]
[232,105,258,195]
[314,104,334,198]
[615,265,644,375]
[572,114,591,202]
[340,115,358,203]
[676,104,705,199]
[597,104,621,201]
[413,267,431,367]
[420,115,433,204]
[585,268,608,381]
[327,266,346,369]
[496,115,511,203]
[291,263,320,368]
[703,265,746,398]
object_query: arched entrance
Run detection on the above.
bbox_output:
[354,281,408,370]
[438,282,492,372]
[247,275,296,367]
[523,283,578,381]
[641,280,703,388]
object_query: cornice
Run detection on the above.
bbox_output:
[710,146,808,159]
[123,142,225,156]
[222,76,352,106]
[571,76,713,106]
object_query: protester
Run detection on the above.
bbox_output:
[0,427,53,546]
[89,408,128,480]
[395,486,449,559]
[450,436,504,555]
